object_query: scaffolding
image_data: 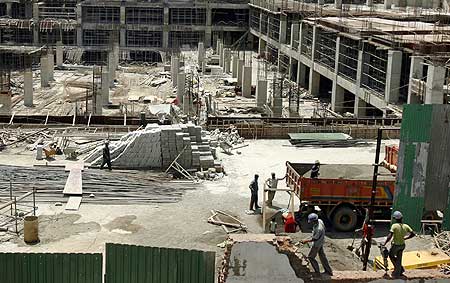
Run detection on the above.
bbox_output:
[126,31,162,48]
[125,7,164,25]
[338,36,359,82]
[170,8,206,25]
[301,24,313,58]
[361,43,387,95]
[82,6,120,24]
[314,28,337,70]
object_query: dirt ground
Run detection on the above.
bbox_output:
[0,138,433,272]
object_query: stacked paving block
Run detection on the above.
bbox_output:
[85,123,218,171]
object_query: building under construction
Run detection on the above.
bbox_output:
[0,0,450,117]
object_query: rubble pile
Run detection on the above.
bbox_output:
[85,124,220,171]
[209,126,244,146]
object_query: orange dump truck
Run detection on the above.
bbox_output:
[286,162,396,231]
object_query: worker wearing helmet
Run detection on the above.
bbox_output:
[383,211,415,277]
[311,160,320,178]
[301,213,333,276]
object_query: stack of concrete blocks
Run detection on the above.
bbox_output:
[161,125,181,168]
[85,123,218,171]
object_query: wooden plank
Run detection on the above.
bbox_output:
[65,196,82,211]
[64,163,84,172]
[63,169,82,195]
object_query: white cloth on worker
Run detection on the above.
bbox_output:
[267,178,279,189]
[312,219,326,248]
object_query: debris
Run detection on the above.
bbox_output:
[208,210,247,234]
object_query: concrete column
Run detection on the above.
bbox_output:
[101,69,109,105]
[56,42,63,67]
[0,91,11,114]
[356,50,364,87]
[218,42,223,67]
[366,0,373,6]
[385,50,402,103]
[120,6,126,25]
[177,72,186,105]
[163,7,169,49]
[108,51,116,87]
[237,59,244,86]
[384,0,392,9]
[290,24,299,48]
[309,70,320,97]
[47,52,54,81]
[298,62,307,87]
[205,8,212,48]
[242,66,252,98]
[76,5,82,47]
[216,39,221,54]
[33,3,39,45]
[198,42,205,67]
[311,26,317,61]
[224,49,231,74]
[6,3,12,17]
[256,80,268,107]
[24,70,33,107]
[272,96,283,117]
[171,56,179,87]
[232,54,238,78]
[40,56,49,88]
[407,56,424,104]
[331,82,345,113]
[425,64,446,104]
[354,97,367,117]
[279,15,287,44]
[335,0,342,9]
[258,38,266,55]
[298,23,304,55]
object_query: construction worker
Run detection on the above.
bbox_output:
[265,172,286,207]
[100,140,112,170]
[301,213,333,276]
[249,174,260,211]
[383,211,415,277]
[311,160,320,178]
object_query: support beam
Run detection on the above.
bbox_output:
[101,69,109,105]
[171,56,179,87]
[425,64,446,104]
[24,70,33,107]
[242,66,252,98]
[218,42,224,67]
[198,42,205,67]
[385,50,402,103]
[224,49,231,74]
[331,82,345,113]
[47,52,54,81]
[279,15,287,44]
[298,62,307,87]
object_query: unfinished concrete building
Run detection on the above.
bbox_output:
[250,0,450,117]
[0,0,248,64]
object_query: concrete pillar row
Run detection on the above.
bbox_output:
[24,70,33,107]
[242,66,252,98]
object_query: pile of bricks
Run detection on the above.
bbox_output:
[85,123,219,171]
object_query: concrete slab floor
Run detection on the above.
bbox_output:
[0,138,434,274]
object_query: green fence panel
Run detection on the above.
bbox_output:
[0,252,102,283]
[106,243,215,283]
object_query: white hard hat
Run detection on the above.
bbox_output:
[308,213,319,223]
[315,160,320,164]
[393,211,403,220]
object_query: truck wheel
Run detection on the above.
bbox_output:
[332,206,358,232]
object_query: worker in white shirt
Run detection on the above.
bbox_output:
[265,172,286,207]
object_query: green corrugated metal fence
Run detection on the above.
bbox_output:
[0,252,103,283]
[105,243,215,283]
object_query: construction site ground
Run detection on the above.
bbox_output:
[0,138,435,273]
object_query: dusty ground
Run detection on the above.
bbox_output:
[0,138,433,273]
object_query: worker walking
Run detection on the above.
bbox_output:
[311,160,320,178]
[265,172,286,207]
[101,140,112,170]
[383,211,415,277]
[301,213,333,276]
[249,174,260,211]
